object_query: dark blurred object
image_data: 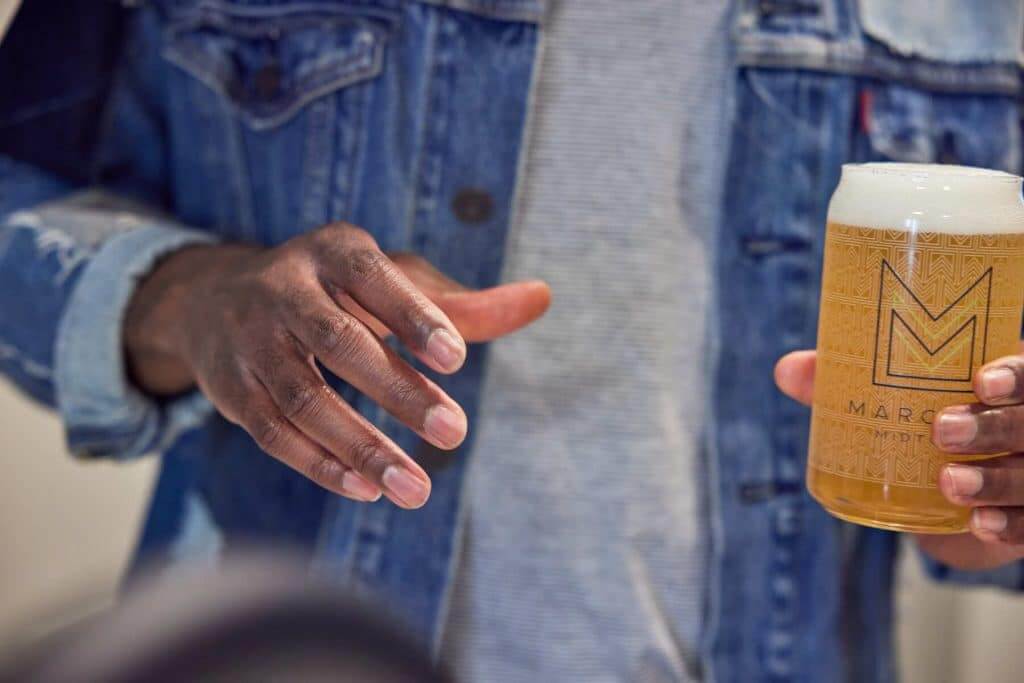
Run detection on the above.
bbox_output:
[0,553,451,683]
[0,0,126,183]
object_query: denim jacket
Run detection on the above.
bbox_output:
[2,1,1023,681]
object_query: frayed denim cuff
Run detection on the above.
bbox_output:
[55,224,218,460]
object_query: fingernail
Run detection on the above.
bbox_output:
[936,411,977,447]
[424,405,466,448]
[945,464,984,498]
[383,466,430,508]
[973,508,1008,534]
[981,367,1016,401]
[341,471,382,502]
[426,329,466,373]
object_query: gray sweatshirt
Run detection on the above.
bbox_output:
[442,1,734,681]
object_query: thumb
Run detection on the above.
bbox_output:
[390,253,552,342]
[774,350,816,406]
[432,280,551,342]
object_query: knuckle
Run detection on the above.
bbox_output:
[319,220,357,237]
[304,455,345,488]
[310,222,345,243]
[250,412,287,453]
[310,223,374,266]
[397,299,430,340]
[337,222,370,242]
[272,243,308,269]
[277,282,310,313]
[347,439,385,475]
[260,251,312,294]
[279,380,323,420]
[312,314,362,359]
[388,375,425,409]
[250,344,286,380]
[346,247,388,281]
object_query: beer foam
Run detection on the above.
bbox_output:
[827,163,1024,235]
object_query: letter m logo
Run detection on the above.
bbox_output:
[872,260,991,393]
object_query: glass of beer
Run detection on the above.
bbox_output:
[807,163,1024,533]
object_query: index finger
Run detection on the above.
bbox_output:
[314,228,466,375]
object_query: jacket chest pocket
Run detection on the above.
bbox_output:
[158,3,390,241]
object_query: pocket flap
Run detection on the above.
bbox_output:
[163,7,386,130]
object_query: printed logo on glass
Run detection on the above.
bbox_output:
[872,260,991,393]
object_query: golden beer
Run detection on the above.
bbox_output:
[808,163,1024,533]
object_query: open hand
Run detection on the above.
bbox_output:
[124,222,551,509]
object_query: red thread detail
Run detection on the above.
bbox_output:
[859,89,874,135]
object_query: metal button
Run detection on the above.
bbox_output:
[254,62,282,100]
[451,188,495,224]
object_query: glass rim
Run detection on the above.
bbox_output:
[842,162,1021,183]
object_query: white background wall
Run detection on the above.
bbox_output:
[2,377,1024,679]
[0,380,155,650]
